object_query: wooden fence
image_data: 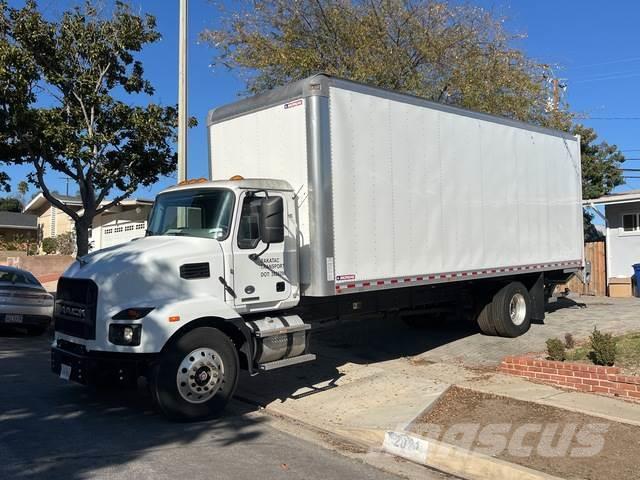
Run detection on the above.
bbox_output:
[565,240,606,296]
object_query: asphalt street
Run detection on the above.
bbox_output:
[0,330,401,480]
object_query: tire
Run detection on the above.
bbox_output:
[490,282,532,338]
[26,325,47,336]
[476,301,498,336]
[151,327,239,421]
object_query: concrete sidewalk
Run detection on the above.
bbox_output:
[238,321,640,479]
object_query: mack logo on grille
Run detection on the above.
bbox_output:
[58,304,86,319]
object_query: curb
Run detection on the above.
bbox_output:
[382,430,564,480]
[241,396,562,480]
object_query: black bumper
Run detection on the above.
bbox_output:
[51,341,157,386]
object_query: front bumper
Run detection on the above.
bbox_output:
[51,339,157,386]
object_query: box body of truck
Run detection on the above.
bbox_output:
[208,74,584,298]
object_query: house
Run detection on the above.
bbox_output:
[0,211,38,246]
[23,193,153,252]
[586,190,640,296]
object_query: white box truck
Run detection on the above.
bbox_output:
[51,75,584,420]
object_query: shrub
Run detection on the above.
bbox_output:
[41,237,57,255]
[589,327,616,366]
[564,333,575,349]
[546,338,566,361]
[56,231,76,256]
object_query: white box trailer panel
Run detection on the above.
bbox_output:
[208,75,583,297]
[329,86,583,287]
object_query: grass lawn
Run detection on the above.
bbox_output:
[566,332,640,376]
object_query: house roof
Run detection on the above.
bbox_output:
[0,211,38,230]
[585,190,640,206]
[23,192,153,216]
[23,193,83,215]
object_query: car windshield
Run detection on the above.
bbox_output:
[147,188,235,240]
[0,268,41,286]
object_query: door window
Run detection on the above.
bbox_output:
[237,195,264,249]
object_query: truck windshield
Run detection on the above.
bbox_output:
[147,189,235,240]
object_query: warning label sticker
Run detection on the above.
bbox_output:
[336,274,356,282]
[284,99,303,109]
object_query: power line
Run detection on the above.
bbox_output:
[583,117,640,120]
[571,56,640,69]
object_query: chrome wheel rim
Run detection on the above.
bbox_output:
[509,293,527,326]
[176,348,224,404]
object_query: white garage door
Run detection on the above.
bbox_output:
[102,222,147,249]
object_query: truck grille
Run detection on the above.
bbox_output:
[54,278,98,340]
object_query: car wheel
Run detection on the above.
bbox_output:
[151,327,239,421]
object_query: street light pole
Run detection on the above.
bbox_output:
[177,0,188,183]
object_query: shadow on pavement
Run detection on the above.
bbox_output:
[238,313,478,406]
[0,335,267,480]
[545,296,589,314]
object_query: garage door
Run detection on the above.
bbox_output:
[102,222,147,249]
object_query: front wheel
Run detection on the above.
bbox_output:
[151,327,239,421]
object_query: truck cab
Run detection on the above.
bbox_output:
[51,177,314,420]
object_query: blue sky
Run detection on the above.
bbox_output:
[5,0,640,199]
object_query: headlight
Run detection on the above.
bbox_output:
[109,324,142,346]
[112,307,154,320]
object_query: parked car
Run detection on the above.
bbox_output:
[0,266,54,336]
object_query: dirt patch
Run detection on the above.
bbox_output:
[411,386,640,480]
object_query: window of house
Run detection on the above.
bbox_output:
[237,195,264,249]
[622,213,640,232]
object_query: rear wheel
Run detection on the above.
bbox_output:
[151,327,239,421]
[476,282,532,337]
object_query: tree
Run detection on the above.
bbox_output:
[17,180,28,202]
[0,196,22,211]
[0,1,182,256]
[203,0,570,129]
[573,124,625,241]
[574,124,625,200]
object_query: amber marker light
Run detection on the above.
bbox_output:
[169,315,181,322]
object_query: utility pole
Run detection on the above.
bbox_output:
[177,0,188,183]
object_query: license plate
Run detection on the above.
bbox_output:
[60,364,71,381]
[5,314,23,323]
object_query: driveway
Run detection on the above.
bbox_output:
[0,333,403,480]
[312,295,640,367]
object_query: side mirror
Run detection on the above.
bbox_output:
[259,197,284,244]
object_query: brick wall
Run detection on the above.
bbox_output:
[499,356,640,402]
[1,254,74,282]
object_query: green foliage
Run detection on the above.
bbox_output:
[546,338,566,362]
[589,327,617,366]
[55,231,76,256]
[204,0,570,129]
[575,124,626,200]
[0,1,186,256]
[41,237,57,255]
[17,180,28,197]
[0,196,22,211]
[564,332,575,350]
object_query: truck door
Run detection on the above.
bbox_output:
[231,191,291,308]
